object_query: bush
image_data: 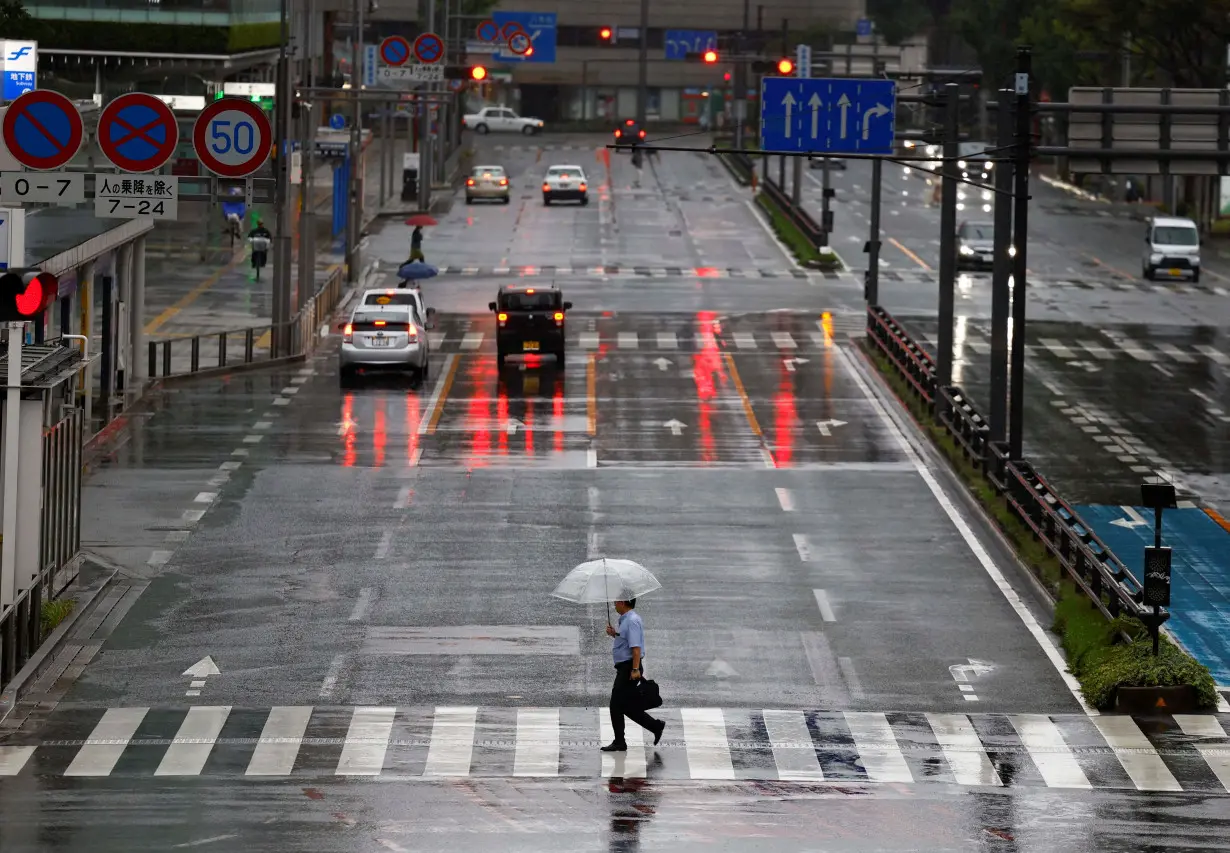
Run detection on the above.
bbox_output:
[861,340,1219,710]
[755,192,845,271]
[40,598,76,641]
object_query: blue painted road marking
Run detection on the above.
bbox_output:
[1075,504,1230,685]
[760,77,896,155]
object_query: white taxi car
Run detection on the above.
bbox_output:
[542,165,588,206]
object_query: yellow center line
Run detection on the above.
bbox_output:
[425,354,461,434]
[888,237,932,271]
[144,248,245,336]
[586,354,597,435]
[1205,507,1230,535]
[723,352,762,437]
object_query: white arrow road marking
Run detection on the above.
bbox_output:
[809,92,823,138]
[861,103,890,140]
[653,357,671,371]
[183,656,221,678]
[815,419,847,436]
[836,93,850,138]
[781,92,796,137]
[783,357,809,372]
[663,419,686,436]
[705,659,738,678]
[1110,506,1149,529]
[505,419,525,434]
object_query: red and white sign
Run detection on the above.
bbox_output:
[97,92,179,173]
[380,35,412,67]
[192,98,272,178]
[1,90,84,171]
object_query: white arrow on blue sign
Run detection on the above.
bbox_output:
[759,77,896,155]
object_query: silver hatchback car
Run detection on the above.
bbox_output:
[465,165,510,204]
[338,302,432,387]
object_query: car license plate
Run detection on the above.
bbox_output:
[1168,268,1182,276]
[559,181,570,187]
[370,337,390,347]
[522,341,539,351]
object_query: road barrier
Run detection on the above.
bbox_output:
[866,303,1156,627]
[147,265,347,381]
[760,173,826,251]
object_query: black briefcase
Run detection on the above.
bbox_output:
[635,677,663,711]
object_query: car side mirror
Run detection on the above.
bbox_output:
[563,301,573,310]
[488,301,497,311]
[426,307,437,317]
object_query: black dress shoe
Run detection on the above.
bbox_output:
[601,741,628,752]
[653,721,665,746]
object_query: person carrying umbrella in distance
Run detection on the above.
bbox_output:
[552,558,666,752]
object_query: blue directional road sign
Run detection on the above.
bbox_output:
[330,113,346,130]
[760,77,896,155]
[492,12,556,63]
[856,18,873,37]
[665,30,717,61]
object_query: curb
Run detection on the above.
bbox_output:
[0,563,119,728]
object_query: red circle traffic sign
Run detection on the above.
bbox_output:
[508,32,531,55]
[380,35,411,67]
[1,90,84,171]
[500,22,525,41]
[192,98,273,178]
[413,32,445,64]
[97,93,179,173]
[475,20,499,42]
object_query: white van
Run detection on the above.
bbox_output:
[1142,216,1201,282]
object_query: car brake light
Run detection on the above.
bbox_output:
[542,182,550,191]
[625,119,634,125]
[466,178,475,186]
[638,129,645,138]
[579,183,587,191]
[374,320,386,326]
[614,129,622,138]
[497,312,508,323]
[343,323,353,342]
[553,312,564,321]
[526,289,535,294]
[407,325,417,337]
[499,177,508,186]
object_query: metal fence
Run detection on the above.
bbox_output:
[866,303,1154,626]
[760,175,826,251]
[147,265,347,381]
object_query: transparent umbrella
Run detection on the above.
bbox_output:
[552,557,662,624]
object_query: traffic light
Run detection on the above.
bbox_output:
[777,58,794,75]
[685,50,719,63]
[0,269,58,323]
[703,49,718,63]
[444,65,488,80]
[471,65,487,80]
[599,26,612,41]
[724,72,732,82]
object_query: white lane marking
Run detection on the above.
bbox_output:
[680,708,736,780]
[579,331,599,349]
[834,346,1096,714]
[656,331,678,349]
[762,710,824,781]
[349,587,375,622]
[272,397,290,406]
[734,332,757,349]
[319,654,345,699]
[775,487,795,511]
[172,836,240,849]
[600,708,646,778]
[194,492,217,504]
[375,531,393,559]
[1156,342,1195,363]
[926,713,1001,787]
[1174,715,1230,791]
[155,706,232,776]
[760,447,777,469]
[843,712,912,783]
[230,448,249,457]
[416,354,456,436]
[587,447,597,468]
[0,746,36,776]
[335,707,396,776]
[1039,338,1075,359]
[182,508,206,523]
[812,589,836,622]
[513,708,560,777]
[1077,341,1114,360]
[245,707,313,776]
[1092,716,1182,791]
[253,421,272,430]
[1008,715,1090,788]
[1195,344,1230,365]
[280,386,300,395]
[423,706,478,777]
[242,434,263,444]
[409,447,423,468]
[428,332,445,349]
[148,550,172,567]
[793,533,810,562]
[770,331,798,349]
[219,461,242,471]
[394,486,412,509]
[838,657,865,699]
[744,198,801,267]
[617,332,638,349]
[65,708,149,776]
[460,332,484,350]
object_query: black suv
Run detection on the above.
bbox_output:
[489,284,572,366]
[613,118,645,147]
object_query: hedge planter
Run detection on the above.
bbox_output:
[1114,684,1199,715]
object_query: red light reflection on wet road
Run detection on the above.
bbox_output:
[373,397,386,468]
[465,357,492,465]
[405,391,420,466]
[692,311,728,463]
[340,394,356,468]
[772,364,798,467]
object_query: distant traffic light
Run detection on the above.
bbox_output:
[600,26,612,41]
[471,65,487,81]
[0,269,58,323]
[777,58,794,75]
[723,72,731,82]
[703,49,718,63]
[445,65,488,80]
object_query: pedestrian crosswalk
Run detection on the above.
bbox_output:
[3,705,1229,789]
[873,268,1230,297]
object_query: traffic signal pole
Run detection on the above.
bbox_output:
[273,0,292,355]
[347,0,365,284]
[635,0,649,124]
[1,322,22,608]
[417,0,435,213]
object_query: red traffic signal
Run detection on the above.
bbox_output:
[702,49,718,63]
[724,72,732,82]
[600,26,612,40]
[777,58,794,75]
[471,65,487,80]
[0,269,58,322]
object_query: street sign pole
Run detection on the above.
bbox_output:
[417,0,435,214]
[1008,46,1032,460]
[791,45,810,208]
[346,0,365,285]
[865,158,881,304]
[989,88,1014,445]
[297,0,317,314]
[935,82,959,396]
[273,0,292,356]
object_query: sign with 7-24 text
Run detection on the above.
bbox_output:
[379,65,443,84]
[93,174,179,220]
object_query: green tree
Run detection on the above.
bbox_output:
[866,0,932,45]
[0,0,42,39]
[947,0,1024,90]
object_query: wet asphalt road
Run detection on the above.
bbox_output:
[801,157,1230,510]
[3,133,1230,851]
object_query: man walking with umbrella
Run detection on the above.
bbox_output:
[602,598,665,752]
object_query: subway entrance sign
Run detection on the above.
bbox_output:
[759,77,896,155]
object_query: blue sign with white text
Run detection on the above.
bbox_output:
[665,30,717,61]
[492,12,556,64]
[760,77,896,154]
[856,18,873,37]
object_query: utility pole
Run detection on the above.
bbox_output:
[864,159,882,304]
[273,0,292,355]
[1008,47,1032,459]
[296,0,317,313]
[935,82,960,392]
[988,88,1014,444]
[417,0,435,211]
[347,0,365,284]
[734,0,749,148]
[635,0,648,124]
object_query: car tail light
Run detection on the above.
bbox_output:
[343,323,353,342]
[579,182,587,191]
[625,119,634,125]
[526,289,535,293]
[407,325,418,338]
[374,320,386,326]
[497,312,508,324]
[542,182,550,191]
[466,178,475,186]
[553,312,564,324]
[614,129,622,138]
[638,129,645,138]
[499,177,508,186]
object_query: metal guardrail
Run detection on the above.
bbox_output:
[147,266,347,380]
[760,175,826,251]
[865,303,1156,627]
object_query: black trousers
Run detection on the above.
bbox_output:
[610,660,659,743]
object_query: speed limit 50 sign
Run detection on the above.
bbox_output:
[192,98,273,178]
[0,171,85,206]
